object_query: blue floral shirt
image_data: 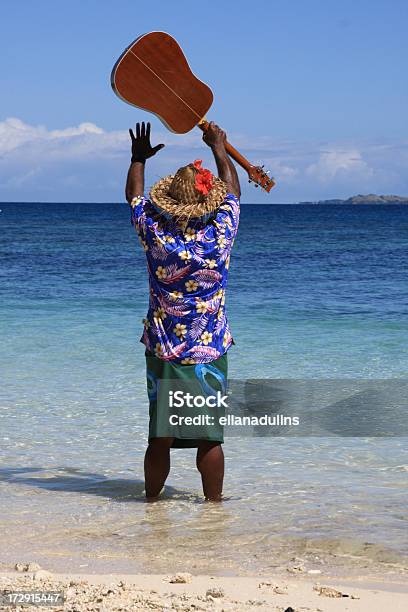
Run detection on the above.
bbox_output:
[130,194,240,363]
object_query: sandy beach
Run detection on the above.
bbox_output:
[1,565,408,611]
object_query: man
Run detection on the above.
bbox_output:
[125,121,240,501]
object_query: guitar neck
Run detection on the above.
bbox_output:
[197,120,252,172]
[197,120,275,192]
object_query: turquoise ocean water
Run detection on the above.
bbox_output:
[0,202,407,576]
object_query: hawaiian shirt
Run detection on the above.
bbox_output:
[130,194,240,363]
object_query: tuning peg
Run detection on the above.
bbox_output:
[255,184,259,188]
[248,179,252,183]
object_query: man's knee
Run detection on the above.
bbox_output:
[196,441,223,470]
[148,437,174,452]
[198,441,222,453]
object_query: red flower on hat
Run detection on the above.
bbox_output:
[192,159,214,195]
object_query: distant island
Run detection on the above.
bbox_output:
[298,194,408,205]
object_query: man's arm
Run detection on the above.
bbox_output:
[125,122,164,204]
[202,122,241,198]
[125,162,145,203]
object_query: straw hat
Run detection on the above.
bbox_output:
[149,160,227,221]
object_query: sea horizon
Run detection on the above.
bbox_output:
[2,199,407,205]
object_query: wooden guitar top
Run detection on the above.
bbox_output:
[111,31,213,134]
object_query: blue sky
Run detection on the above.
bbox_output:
[0,0,407,202]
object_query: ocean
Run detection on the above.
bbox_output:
[0,202,407,576]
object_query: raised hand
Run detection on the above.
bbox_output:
[202,121,227,150]
[202,122,240,197]
[129,121,165,163]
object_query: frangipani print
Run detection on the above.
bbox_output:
[130,194,240,363]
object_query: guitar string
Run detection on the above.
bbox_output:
[128,48,203,121]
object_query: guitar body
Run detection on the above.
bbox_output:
[111,31,275,192]
[111,31,213,134]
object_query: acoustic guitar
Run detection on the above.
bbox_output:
[111,31,275,193]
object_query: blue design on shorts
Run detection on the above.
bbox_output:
[194,363,226,396]
[146,369,157,401]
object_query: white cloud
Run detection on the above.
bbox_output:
[49,123,104,138]
[0,117,105,155]
[0,117,125,160]
[0,118,45,154]
[305,148,373,182]
[0,117,407,202]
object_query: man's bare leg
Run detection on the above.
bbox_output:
[144,437,174,500]
[196,441,224,501]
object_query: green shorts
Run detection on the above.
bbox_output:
[145,350,228,448]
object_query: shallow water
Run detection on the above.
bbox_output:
[1,203,407,575]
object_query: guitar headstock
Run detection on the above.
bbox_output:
[248,165,276,193]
